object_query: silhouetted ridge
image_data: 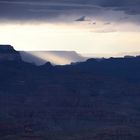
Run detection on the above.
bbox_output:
[0,45,21,62]
[1,45,140,139]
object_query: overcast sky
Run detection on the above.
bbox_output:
[0,0,140,56]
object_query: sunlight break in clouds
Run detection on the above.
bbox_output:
[0,0,140,59]
[0,22,140,57]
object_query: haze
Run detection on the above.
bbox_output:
[0,0,140,57]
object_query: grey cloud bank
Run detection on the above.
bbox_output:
[0,0,140,23]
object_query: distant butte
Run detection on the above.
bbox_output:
[0,45,22,62]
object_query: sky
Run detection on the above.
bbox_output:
[0,0,140,56]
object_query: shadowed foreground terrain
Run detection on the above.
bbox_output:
[1,45,140,139]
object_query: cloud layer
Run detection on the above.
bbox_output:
[0,0,140,23]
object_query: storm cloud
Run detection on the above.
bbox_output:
[0,0,140,23]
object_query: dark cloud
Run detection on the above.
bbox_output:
[75,16,86,21]
[75,16,90,22]
[0,0,140,23]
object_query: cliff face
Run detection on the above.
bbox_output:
[0,45,22,62]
